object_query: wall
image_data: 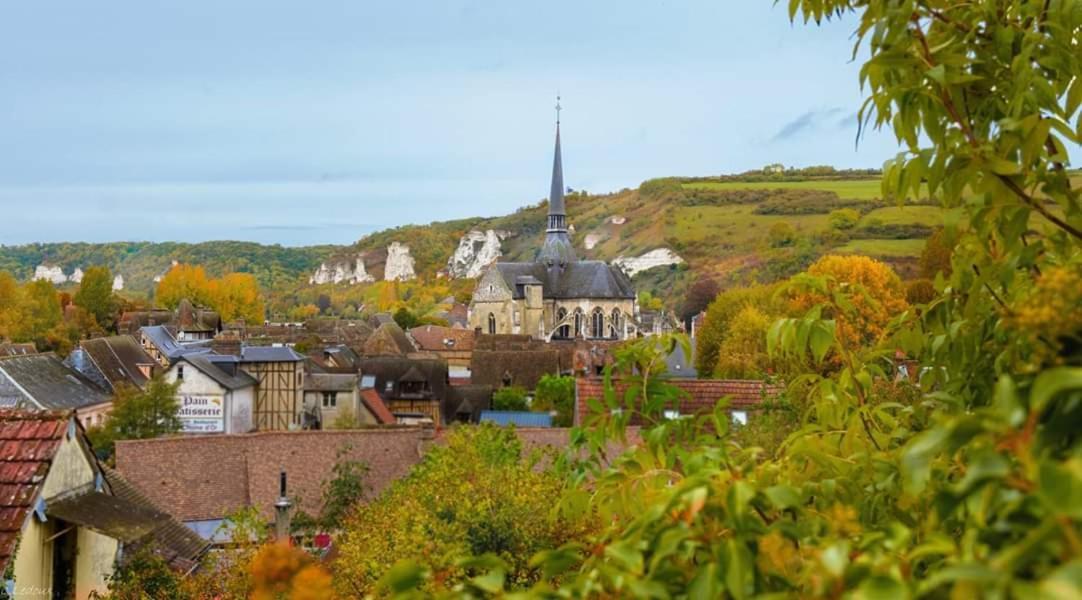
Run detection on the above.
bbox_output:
[163,363,229,433]
[229,387,255,434]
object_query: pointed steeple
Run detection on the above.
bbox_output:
[537,96,577,265]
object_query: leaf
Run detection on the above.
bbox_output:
[810,320,835,364]
[1039,458,1082,519]
[378,560,427,593]
[469,569,506,593]
[604,539,643,575]
[764,485,801,510]
[1030,367,1082,413]
[820,542,849,578]
[689,563,722,600]
[855,575,908,600]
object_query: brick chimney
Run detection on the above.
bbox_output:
[212,331,243,356]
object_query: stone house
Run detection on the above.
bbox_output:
[359,357,449,424]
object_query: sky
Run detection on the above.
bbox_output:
[0,1,906,247]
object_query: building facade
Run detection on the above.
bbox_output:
[469,115,637,340]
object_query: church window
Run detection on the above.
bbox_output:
[488,313,496,335]
[556,308,570,338]
[610,309,622,338]
[574,310,583,338]
[591,308,605,338]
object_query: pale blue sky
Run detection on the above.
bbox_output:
[0,1,904,246]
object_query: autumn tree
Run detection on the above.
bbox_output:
[155,264,212,309]
[694,284,779,375]
[73,266,116,330]
[918,227,954,279]
[679,276,720,324]
[87,377,182,462]
[209,272,265,324]
[714,305,773,378]
[0,271,20,340]
[787,254,907,353]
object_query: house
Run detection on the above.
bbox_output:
[469,119,637,340]
[163,355,257,434]
[306,344,362,374]
[65,335,157,393]
[363,322,416,356]
[470,334,566,390]
[0,353,112,429]
[445,385,494,423]
[302,373,360,428]
[238,346,306,431]
[359,357,449,424]
[0,411,206,599]
[173,299,222,342]
[139,325,212,368]
[117,308,174,336]
[574,377,784,426]
[408,325,475,369]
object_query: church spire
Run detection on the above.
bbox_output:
[548,96,566,232]
[537,96,577,265]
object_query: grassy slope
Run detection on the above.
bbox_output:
[683,179,884,199]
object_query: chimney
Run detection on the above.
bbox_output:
[274,470,292,543]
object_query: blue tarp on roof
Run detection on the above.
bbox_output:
[479,411,553,428]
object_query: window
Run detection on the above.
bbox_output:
[591,308,605,338]
[177,365,184,381]
[556,308,570,338]
[732,411,748,426]
[385,381,394,393]
[574,310,583,338]
[610,309,622,338]
[322,392,337,408]
[487,313,496,335]
[663,409,680,420]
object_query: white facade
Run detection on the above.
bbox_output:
[162,362,254,434]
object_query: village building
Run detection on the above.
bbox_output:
[0,343,36,357]
[359,357,449,424]
[0,354,113,429]
[163,355,257,434]
[139,325,212,368]
[65,335,158,393]
[363,322,417,356]
[306,344,362,374]
[238,346,306,431]
[302,373,360,427]
[469,114,637,340]
[117,300,221,341]
[0,411,207,599]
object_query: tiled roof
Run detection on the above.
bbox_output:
[179,355,257,391]
[304,374,357,393]
[0,353,111,410]
[240,346,304,363]
[493,261,635,300]
[0,343,36,358]
[359,389,395,425]
[408,325,476,352]
[363,323,416,356]
[77,335,155,391]
[140,326,212,362]
[103,467,210,573]
[574,377,784,425]
[0,411,70,572]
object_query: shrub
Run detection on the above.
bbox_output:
[828,208,860,230]
[714,305,773,378]
[767,222,797,247]
[492,386,529,411]
[905,278,937,304]
[532,375,575,426]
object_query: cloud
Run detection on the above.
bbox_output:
[771,107,846,142]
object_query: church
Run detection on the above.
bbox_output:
[469,108,637,341]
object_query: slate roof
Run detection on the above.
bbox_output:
[239,346,304,363]
[141,326,212,362]
[102,467,211,573]
[0,343,36,357]
[0,354,111,410]
[408,325,476,352]
[71,336,155,392]
[446,385,493,422]
[493,261,635,300]
[179,355,257,391]
[0,411,70,572]
[574,377,784,425]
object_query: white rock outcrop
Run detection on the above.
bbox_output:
[384,242,416,281]
[69,268,84,284]
[612,248,685,277]
[584,233,603,250]
[112,274,125,291]
[33,265,69,285]
[309,256,375,285]
[446,230,505,279]
[611,216,627,225]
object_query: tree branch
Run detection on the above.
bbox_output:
[996,174,1082,240]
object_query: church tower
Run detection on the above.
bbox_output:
[537,97,578,266]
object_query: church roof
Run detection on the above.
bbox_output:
[494,261,635,300]
[549,124,565,217]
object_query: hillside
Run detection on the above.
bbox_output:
[0,168,992,309]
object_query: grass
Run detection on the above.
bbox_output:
[837,239,926,258]
[682,180,885,199]
[860,205,943,227]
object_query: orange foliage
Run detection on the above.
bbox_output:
[156,264,212,309]
[250,542,334,600]
[156,264,264,324]
[789,255,908,351]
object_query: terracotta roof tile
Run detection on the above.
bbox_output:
[360,389,396,425]
[574,377,783,425]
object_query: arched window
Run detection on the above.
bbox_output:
[556,308,570,338]
[574,310,583,338]
[610,309,622,338]
[591,308,605,338]
[487,313,496,335]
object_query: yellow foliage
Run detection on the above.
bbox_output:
[156,264,212,309]
[715,305,773,378]
[788,255,908,352]
[1007,265,1082,372]
[250,542,334,600]
[157,264,265,324]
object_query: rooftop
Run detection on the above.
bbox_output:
[0,353,111,410]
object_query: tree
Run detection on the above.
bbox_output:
[714,305,772,378]
[316,293,332,314]
[918,227,954,279]
[333,424,591,595]
[0,271,21,340]
[16,279,63,347]
[679,276,720,324]
[787,254,907,353]
[73,266,115,330]
[694,284,778,374]
[905,278,937,305]
[491,386,528,412]
[637,291,664,312]
[392,307,418,330]
[155,264,212,309]
[767,222,797,247]
[532,375,575,426]
[88,377,182,461]
[828,207,859,230]
[208,272,264,324]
